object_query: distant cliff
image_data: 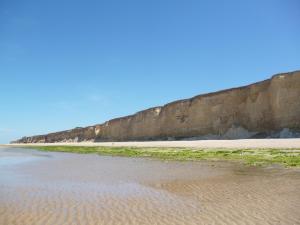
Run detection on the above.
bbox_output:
[13,70,300,143]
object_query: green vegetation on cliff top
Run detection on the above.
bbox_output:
[25,145,300,167]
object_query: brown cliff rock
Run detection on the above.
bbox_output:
[13,70,300,143]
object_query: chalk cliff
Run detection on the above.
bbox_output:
[13,70,300,143]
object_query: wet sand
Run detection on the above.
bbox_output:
[1,147,300,225]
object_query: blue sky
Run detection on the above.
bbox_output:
[0,0,299,143]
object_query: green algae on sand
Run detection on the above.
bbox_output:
[23,146,300,167]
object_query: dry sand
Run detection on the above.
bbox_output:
[5,138,300,148]
[1,146,300,225]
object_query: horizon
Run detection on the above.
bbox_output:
[1,0,300,143]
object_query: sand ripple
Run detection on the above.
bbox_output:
[0,147,300,225]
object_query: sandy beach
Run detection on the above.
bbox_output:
[6,138,300,148]
[1,146,300,225]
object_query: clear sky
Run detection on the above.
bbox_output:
[0,0,299,143]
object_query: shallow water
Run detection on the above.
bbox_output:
[0,147,300,225]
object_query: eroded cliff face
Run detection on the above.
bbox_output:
[13,70,300,143]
